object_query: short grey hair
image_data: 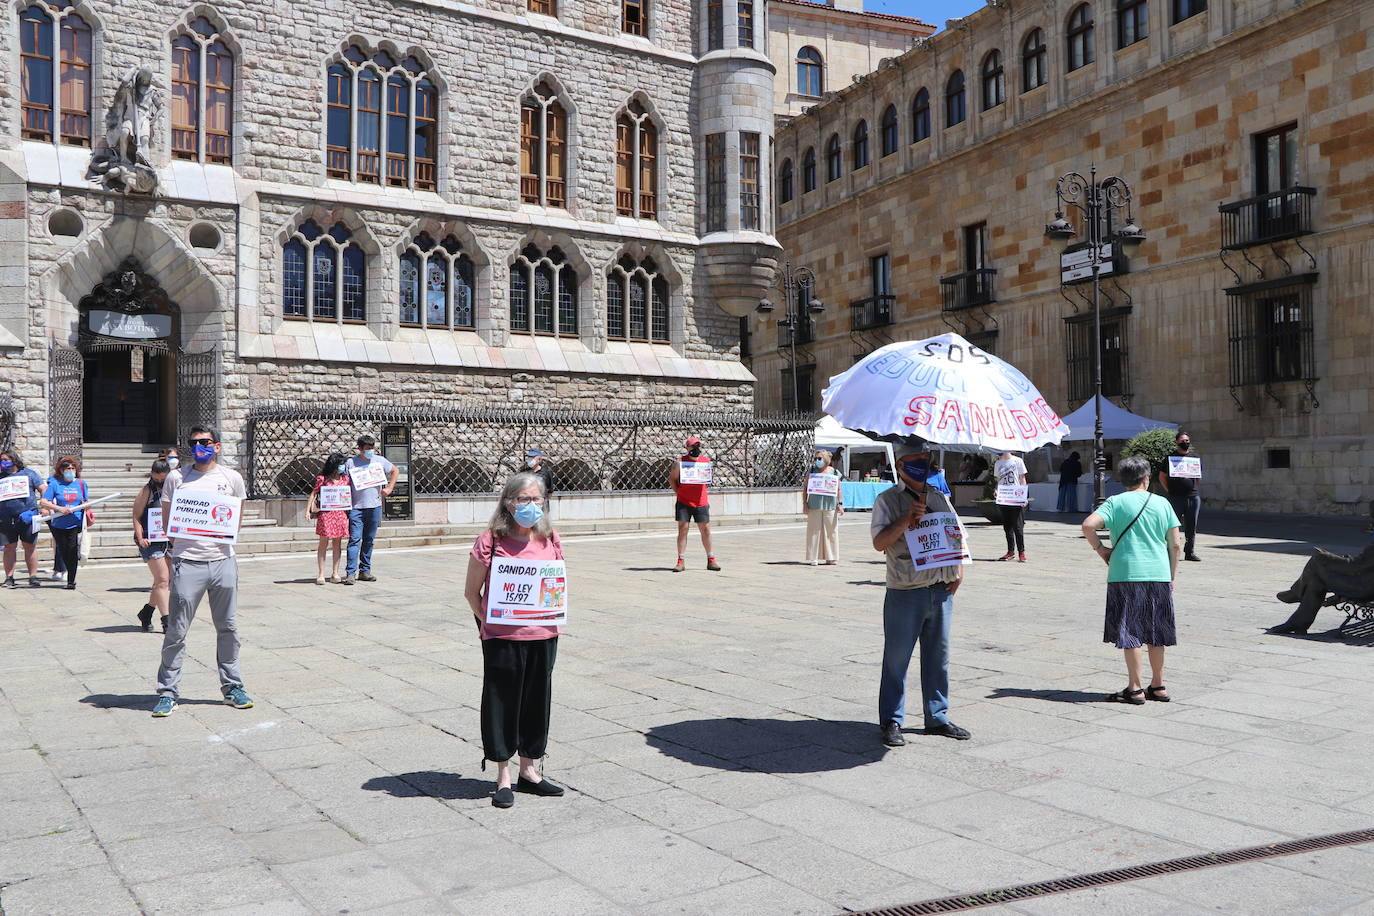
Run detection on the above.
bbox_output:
[488,471,552,538]
[1117,455,1151,488]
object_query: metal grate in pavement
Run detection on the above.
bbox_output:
[847,827,1374,914]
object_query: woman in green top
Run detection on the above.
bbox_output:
[1081,456,1182,705]
[803,449,844,565]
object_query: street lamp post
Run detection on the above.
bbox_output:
[757,259,824,413]
[1045,166,1146,507]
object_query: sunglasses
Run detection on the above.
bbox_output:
[188,439,216,447]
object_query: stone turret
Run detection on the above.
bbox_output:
[696,0,782,317]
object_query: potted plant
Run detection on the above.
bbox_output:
[1122,427,1178,494]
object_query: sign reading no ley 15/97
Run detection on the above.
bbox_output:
[165,490,241,544]
[486,558,568,626]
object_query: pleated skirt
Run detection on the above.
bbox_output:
[1103,581,1177,649]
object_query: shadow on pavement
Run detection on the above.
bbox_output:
[80,693,221,710]
[362,771,489,800]
[86,625,150,634]
[104,586,153,593]
[1264,621,1374,648]
[622,567,677,572]
[645,718,885,773]
[985,686,1106,704]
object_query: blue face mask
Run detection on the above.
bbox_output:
[814,458,826,469]
[193,444,217,464]
[512,501,544,528]
[0,460,13,471]
[62,469,76,482]
[363,449,377,460]
[901,459,931,484]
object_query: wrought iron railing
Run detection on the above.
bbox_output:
[1225,274,1318,388]
[1064,308,1132,403]
[0,394,14,452]
[851,294,895,331]
[1219,186,1316,250]
[939,268,997,312]
[245,404,817,499]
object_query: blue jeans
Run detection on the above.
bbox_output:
[346,506,381,575]
[879,584,953,729]
[1057,482,1080,513]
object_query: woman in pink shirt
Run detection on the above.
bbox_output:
[464,472,566,809]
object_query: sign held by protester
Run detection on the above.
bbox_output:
[146,507,165,541]
[319,484,351,511]
[679,461,713,485]
[806,473,840,497]
[903,511,972,570]
[485,558,568,626]
[1168,456,1201,478]
[166,490,240,544]
[0,475,30,501]
[349,462,387,490]
[995,484,1029,506]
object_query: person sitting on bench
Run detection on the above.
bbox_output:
[1269,508,1374,635]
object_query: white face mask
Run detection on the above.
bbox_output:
[527,458,538,469]
[166,456,180,469]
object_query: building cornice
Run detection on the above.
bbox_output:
[770,0,935,32]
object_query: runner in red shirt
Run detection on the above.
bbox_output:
[669,436,719,572]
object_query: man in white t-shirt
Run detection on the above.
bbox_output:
[344,434,397,585]
[153,426,250,717]
[994,450,1028,562]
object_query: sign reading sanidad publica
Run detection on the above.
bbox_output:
[318,484,351,511]
[679,461,712,485]
[349,462,387,490]
[146,507,165,541]
[902,511,973,570]
[1168,456,1202,478]
[485,557,568,626]
[0,475,30,501]
[165,490,240,544]
[806,473,840,497]
[995,484,1029,507]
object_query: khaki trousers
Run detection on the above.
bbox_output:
[805,508,839,563]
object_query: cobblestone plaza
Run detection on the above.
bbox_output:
[2,513,1373,914]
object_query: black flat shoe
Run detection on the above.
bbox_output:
[1266,623,1307,635]
[492,787,515,808]
[925,722,972,740]
[516,776,565,797]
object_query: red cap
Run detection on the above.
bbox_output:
[685,436,702,447]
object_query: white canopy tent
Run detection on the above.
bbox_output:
[1059,396,1178,441]
[813,415,896,479]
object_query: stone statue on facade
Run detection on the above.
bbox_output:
[87,67,163,195]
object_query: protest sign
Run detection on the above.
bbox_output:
[902,511,973,571]
[349,462,387,490]
[679,461,713,485]
[146,507,165,541]
[995,484,1029,507]
[166,490,241,544]
[0,475,30,501]
[319,484,352,511]
[806,473,841,497]
[1168,456,1202,478]
[485,557,568,626]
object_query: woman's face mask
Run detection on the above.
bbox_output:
[166,456,180,469]
[61,469,77,482]
[814,458,826,469]
[512,500,544,528]
[0,459,13,472]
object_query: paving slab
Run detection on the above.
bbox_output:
[2,516,1374,914]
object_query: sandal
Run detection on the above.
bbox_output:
[1146,685,1171,702]
[1107,687,1146,705]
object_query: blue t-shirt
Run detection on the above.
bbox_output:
[1098,490,1178,583]
[0,468,42,519]
[42,477,88,530]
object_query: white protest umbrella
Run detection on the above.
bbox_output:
[820,332,1067,452]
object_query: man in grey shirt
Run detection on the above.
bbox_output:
[344,434,397,585]
[870,446,971,747]
[153,427,250,717]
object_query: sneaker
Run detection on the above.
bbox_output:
[64,582,76,590]
[358,571,377,582]
[151,696,176,717]
[672,559,685,573]
[342,575,356,586]
[880,723,906,747]
[224,687,254,709]
[49,569,62,581]
[29,575,41,588]
[1018,553,1027,563]
[706,558,722,571]
[997,552,1015,561]
[2,576,14,589]
[1184,554,1202,562]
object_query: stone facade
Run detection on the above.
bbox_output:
[761,0,1374,515]
[0,0,781,470]
[767,0,935,123]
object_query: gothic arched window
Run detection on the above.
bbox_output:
[326,45,438,191]
[510,244,578,336]
[521,82,569,208]
[283,221,367,323]
[607,255,670,343]
[615,101,658,220]
[399,233,475,329]
[19,1,92,146]
[171,16,234,164]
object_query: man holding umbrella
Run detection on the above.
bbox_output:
[870,444,971,746]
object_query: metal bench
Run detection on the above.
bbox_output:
[1333,595,1374,631]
